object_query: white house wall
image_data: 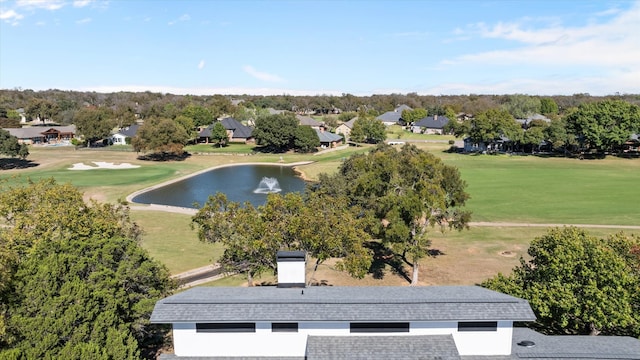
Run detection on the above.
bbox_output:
[171,320,513,357]
[453,321,513,356]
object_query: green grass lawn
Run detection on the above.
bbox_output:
[4,143,639,282]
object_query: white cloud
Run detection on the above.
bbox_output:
[242,65,284,82]
[445,2,640,69]
[75,17,90,24]
[73,0,92,7]
[16,0,65,10]
[168,13,190,25]
[0,9,24,22]
[198,60,205,70]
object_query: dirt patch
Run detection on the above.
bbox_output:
[499,251,518,257]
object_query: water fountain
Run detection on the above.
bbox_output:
[254,177,282,194]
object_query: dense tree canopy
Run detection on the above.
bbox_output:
[350,115,386,144]
[132,117,189,155]
[191,192,372,286]
[252,113,299,152]
[210,122,229,148]
[0,129,28,159]
[311,144,471,284]
[0,180,174,358]
[482,227,640,337]
[73,107,115,146]
[565,99,640,152]
[294,125,320,153]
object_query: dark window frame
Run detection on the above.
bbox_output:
[349,322,410,333]
[271,322,299,332]
[457,321,498,332]
[196,323,256,333]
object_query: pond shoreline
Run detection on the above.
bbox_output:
[126,161,313,213]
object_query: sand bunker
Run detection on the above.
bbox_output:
[69,161,140,170]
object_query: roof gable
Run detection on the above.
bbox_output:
[414,116,450,129]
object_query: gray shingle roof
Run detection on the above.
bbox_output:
[150,286,536,323]
[220,117,253,139]
[117,124,139,137]
[315,129,342,143]
[510,327,640,359]
[414,116,450,129]
[296,115,322,127]
[376,111,403,124]
[4,125,76,139]
[306,335,461,360]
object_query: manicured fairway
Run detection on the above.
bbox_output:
[444,153,640,225]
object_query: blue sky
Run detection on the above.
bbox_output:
[1,0,638,96]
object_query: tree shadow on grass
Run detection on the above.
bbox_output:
[137,151,191,161]
[365,241,411,282]
[0,158,39,170]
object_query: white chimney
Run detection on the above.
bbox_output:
[276,251,306,288]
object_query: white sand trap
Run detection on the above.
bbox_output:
[69,161,140,170]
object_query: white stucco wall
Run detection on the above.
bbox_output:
[172,320,513,357]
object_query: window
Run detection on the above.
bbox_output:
[272,323,298,332]
[457,321,497,332]
[196,323,256,333]
[350,322,409,333]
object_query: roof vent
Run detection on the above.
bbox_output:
[517,340,536,348]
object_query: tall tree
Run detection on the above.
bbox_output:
[132,117,189,155]
[0,180,173,358]
[252,113,299,152]
[468,108,522,150]
[501,94,541,119]
[191,192,372,286]
[539,97,559,115]
[311,144,470,285]
[74,107,115,146]
[401,108,428,125]
[182,104,213,128]
[350,115,386,144]
[482,227,639,337]
[565,99,640,153]
[0,129,26,158]
[294,125,320,153]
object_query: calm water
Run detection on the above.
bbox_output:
[132,164,307,208]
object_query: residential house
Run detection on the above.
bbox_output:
[335,118,356,140]
[516,114,551,129]
[150,251,640,359]
[111,124,140,145]
[4,125,76,145]
[412,115,450,134]
[315,127,343,148]
[198,118,254,144]
[376,104,412,126]
[296,115,323,130]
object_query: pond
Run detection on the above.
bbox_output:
[131,164,307,208]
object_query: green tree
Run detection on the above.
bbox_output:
[565,99,640,153]
[401,108,428,125]
[294,125,320,153]
[469,108,522,150]
[174,115,197,140]
[350,116,386,144]
[132,117,189,155]
[312,144,470,285]
[74,107,115,146]
[25,98,60,123]
[482,227,639,337]
[210,122,229,148]
[501,94,541,119]
[545,117,573,152]
[0,129,22,158]
[0,180,173,358]
[252,113,298,152]
[182,104,213,128]
[539,98,559,115]
[191,192,372,286]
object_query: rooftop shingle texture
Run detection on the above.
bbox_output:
[414,116,450,129]
[511,327,640,360]
[220,117,253,139]
[306,335,461,360]
[151,286,535,323]
[315,129,343,143]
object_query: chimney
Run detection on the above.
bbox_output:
[434,114,438,120]
[276,251,306,288]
